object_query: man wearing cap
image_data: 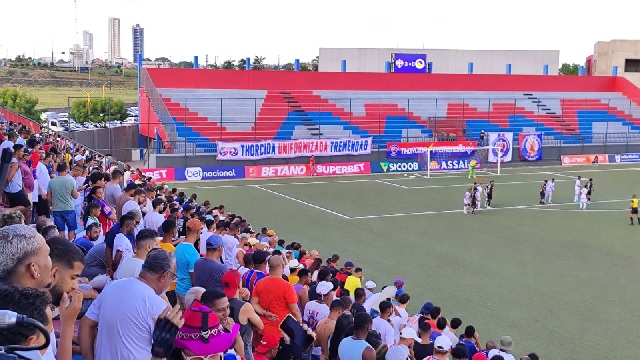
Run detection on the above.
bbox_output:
[487,336,515,360]
[287,259,303,285]
[364,280,377,300]
[387,327,420,360]
[193,234,229,292]
[426,336,453,360]
[175,218,204,309]
[73,154,85,167]
[303,280,333,359]
[223,269,264,360]
[253,333,280,360]
[242,250,269,297]
[335,261,354,290]
[344,267,364,296]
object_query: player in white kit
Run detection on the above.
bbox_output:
[545,178,555,204]
[574,176,582,203]
[579,184,589,210]
[463,189,471,214]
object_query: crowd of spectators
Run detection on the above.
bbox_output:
[0,122,541,360]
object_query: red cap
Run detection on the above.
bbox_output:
[256,333,280,353]
[221,269,241,298]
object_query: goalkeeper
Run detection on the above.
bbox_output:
[468,159,478,179]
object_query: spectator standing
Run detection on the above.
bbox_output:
[372,300,395,346]
[0,131,17,152]
[48,162,79,240]
[193,234,228,291]
[315,299,345,360]
[34,150,53,221]
[144,197,167,232]
[111,214,137,273]
[104,169,123,209]
[487,336,516,360]
[4,144,32,220]
[79,249,175,360]
[337,312,375,360]
[413,321,434,360]
[242,250,269,297]
[116,183,138,219]
[114,229,159,280]
[174,218,203,309]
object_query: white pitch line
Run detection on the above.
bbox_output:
[405,178,573,189]
[252,185,351,219]
[529,208,625,212]
[375,179,408,189]
[547,172,575,179]
[349,199,629,219]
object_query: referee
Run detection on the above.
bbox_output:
[630,194,638,225]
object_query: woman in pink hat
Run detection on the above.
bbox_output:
[174,300,240,359]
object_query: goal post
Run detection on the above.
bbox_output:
[418,145,503,178]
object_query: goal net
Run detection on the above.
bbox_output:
[417,145,502,177]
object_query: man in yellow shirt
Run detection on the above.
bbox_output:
[630,194,638,225]
[159,219,178,305]
[344,267,364,296]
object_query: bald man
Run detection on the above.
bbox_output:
[251,254,302,338]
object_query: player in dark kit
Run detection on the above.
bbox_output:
[470,187,478,214]
[587,178,594,204]
[485,180,495,208]
[539,180,547,204]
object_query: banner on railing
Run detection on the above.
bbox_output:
[488,132,513,162]
[141,168,176,182]
[386,141,478,159]
[561,154,607,166]
[519,133,542,161]
[371,161,421,173]
[246,164,310,178]
[607,153,640,163]
[176,166,245,181]
[216,138,373,160]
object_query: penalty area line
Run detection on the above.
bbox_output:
[252,185,352,219]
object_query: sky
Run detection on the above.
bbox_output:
[3,0,640,67]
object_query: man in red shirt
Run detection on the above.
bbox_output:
[251,255,302,337]
[253,333,280,360]
[309,155,316,176]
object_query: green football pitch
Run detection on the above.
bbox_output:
[173,163,640,359]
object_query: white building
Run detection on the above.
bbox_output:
[319,48,559,75]
[69,44,91,65]
[83,30,94,62]
[108,17,121,63]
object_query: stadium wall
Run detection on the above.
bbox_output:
[318,48,559,74]
[594,40,640,87]
[145,68,617,92]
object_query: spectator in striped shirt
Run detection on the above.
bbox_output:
[242,250,269,297]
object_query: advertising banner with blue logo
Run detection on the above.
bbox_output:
[386,141,478,159]
[391,53,428,73]
[607,153,640,163]
[518,133,542,161]
[488,132,513,162]
[175,166,245,181]
[216,138,372,160]
[371,161,422,173]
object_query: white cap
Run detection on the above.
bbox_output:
[385,344,409,360]
[288,259,303,269]
[74,155,84,162]
[434,335,452,351]
[399,327,421,341]
[365,280,376,289]
[316,281,333,295]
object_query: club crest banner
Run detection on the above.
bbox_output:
[519,133,542,161]
[488,132,513,162]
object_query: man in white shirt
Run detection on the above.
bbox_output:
[574,176,582,203]
[122,188,145,220]
[487,336,516,360]
[222,222,240,266]
[34,151,53,221]
[303,281,333,359]
[545,178,555,204]
[79,249,176,360]
[372,300,395,346]
[0,131,17,152]
[112,215,137,272]
[114,228,160,280]
[144,198,167,232]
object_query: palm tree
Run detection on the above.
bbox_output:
[282,63,294,71]
[252,56,266,70]
[222,60,235,70]
[237,58,246,70]
[312,56,319,71]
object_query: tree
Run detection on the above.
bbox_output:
[312,56,319,71]
[282,63,294,71]
[222,59,235,70]
[154,57,171,63]
[208,63,221,69]
[177,61,194,68]
[252,56,266,70]
[300,63,311,71]
[143,58,152,62]
[0,88,39,119]
[559,63,580,76]
[237,58,246,70]
[69,98,128,124]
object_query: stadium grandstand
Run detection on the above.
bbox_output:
[140,68,640,155]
